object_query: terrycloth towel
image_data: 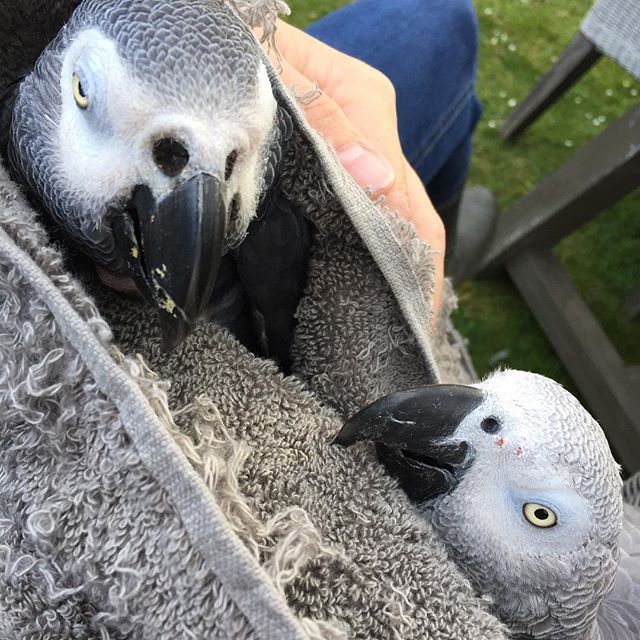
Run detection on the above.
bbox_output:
[581,0,640,80]
[0,2,508,638]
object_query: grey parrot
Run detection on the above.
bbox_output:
[0,0,310,366]
[336,369,640,639]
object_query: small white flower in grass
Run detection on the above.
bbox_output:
[564,140,573,148]
[500,33,508,42]
[488,120,497,129]
[484,7,493,15]
[508,43,517,52]
[623,79,631,88]
[508,98,517,108]
[499,90,507,98]
[631,88,639,97]
[575,96,583,104]
[490,37,499,46]
[605,89,613,97]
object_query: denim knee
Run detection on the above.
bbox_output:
[391,0,481,179]
[307,0,482,185]
[398,0,479,86]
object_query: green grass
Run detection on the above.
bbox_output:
[287,0,640,386]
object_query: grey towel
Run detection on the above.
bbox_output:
[582,0,640,80]
[0,2,508,638]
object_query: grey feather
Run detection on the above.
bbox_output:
[623,471,640,507]
[7,0,261,269]
[350,370,630,639]
[3,0,313,363]
[598,502,640,639]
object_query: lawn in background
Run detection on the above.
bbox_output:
[287,0,640,386]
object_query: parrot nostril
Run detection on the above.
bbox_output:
[481,417,501,434]
[153,138,190,177]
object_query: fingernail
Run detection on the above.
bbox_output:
[337,144,395,192]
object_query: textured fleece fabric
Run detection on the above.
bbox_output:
[0,3,509,639]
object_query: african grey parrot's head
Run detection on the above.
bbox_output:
[7,0,278,346]
[337,370,624,640]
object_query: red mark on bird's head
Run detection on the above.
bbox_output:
[515,447,524,457]
[495,437,506,447]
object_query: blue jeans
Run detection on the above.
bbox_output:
[307,0,482,207]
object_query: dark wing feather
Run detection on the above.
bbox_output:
[234,103,311,372]
[205,255,259,354]
[234,184,311,373]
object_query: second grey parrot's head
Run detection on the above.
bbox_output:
[7,0,279,346]
[337,370,624,639]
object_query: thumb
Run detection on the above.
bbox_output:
[279,58,396,195]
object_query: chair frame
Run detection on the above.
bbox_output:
[473,35,640,472]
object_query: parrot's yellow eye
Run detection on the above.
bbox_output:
[72,73,89,109]
[523,503,557,528]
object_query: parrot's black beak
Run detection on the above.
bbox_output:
[111,173,227,350]
[334,385,484,502]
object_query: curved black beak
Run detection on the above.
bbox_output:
[111,173,227,350]
[334,385,485,502]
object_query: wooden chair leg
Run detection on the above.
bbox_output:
[624,286,640,321]
[501,32,601,141]
[474,102,640,276]
[507,249,640,473]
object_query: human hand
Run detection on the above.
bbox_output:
[262,20,445,318]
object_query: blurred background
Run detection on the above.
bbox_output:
[286,0,640,389]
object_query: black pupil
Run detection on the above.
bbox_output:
[534,508,549,520]
[481,417,500,434]
[77,79,86,98]
[225,150,238,181]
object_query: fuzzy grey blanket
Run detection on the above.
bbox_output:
[0,6,508,639]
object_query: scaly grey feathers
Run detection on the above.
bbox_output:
[337,370,639,639]
[2,0,310,361]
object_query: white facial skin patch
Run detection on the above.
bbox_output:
[58,29,277,237]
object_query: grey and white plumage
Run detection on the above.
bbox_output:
[8,0,270,266]
[1,0,310,359]
[336,370,640,639]
[597,493,640,639]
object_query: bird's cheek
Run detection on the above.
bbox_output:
[512,445,526,459]
[494,436,508,449]
[491,435,529,460]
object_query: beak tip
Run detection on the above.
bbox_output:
[159,313,192,352]
[332,418,364,447]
